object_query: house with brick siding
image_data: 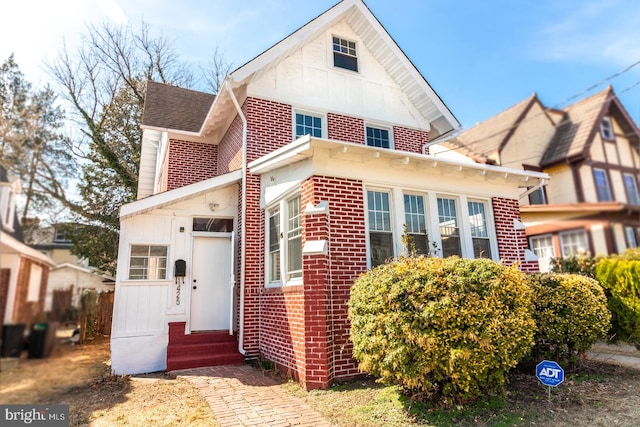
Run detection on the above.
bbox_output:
[111,0,547,388]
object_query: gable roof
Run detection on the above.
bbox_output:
[540,87,611,167]
[445,94,539,164]
[207,0,459,139]
[142,81,215,133]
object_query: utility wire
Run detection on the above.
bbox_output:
[434,67,640,164]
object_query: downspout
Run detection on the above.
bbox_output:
[225,80,248,356]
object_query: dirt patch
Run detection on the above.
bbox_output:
[0,329,217,426]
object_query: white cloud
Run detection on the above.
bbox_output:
[531,0,640,67]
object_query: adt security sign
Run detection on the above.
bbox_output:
[536,360,564,387]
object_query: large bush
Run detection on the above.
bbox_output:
[524,273,610,367]
[550,254,601,278]
[595,249,640,348]
[348,256,535,403]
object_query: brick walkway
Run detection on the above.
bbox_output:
[175,365,334,427]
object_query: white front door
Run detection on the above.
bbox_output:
[190,236,232,331]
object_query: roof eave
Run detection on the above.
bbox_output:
[120,170,242,219]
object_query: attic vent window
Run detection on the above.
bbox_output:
[333,37,358,72]
[601,116,614,140]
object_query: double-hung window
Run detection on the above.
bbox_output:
[437,197,462,257]
[268,210,281,282]
[468,200,492,259]
[623,173,640,205]
[367,190,394,266]
[559,230,588,256]
[593,169,613,201]
[530,234,555,272]
[266,195,302,286]
[404,194,429,255]
[129,245,168,280]
[287,197,303,279]
[332,36,358,72]
[366,126,391,149]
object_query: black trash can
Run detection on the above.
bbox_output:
[1,323,26,358]
[28,322,58,358]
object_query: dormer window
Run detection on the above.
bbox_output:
[601,116,614,140]
[332,37,358,72]
[54,227,71,243]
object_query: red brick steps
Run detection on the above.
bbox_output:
[167,322,244,372]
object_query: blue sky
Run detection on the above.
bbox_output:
[2,0,640,129]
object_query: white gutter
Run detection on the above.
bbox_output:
[225,80,248,356]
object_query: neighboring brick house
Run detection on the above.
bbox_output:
[0,166,55,329]
[111,0,547,388]
[442,86,640,271]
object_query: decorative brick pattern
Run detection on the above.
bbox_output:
[393,125,429,154]
[167,139,217,190]
[492,197,539,272]
[328,113,365,144]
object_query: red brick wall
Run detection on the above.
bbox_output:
[393,125,429,154]
[302,176,368,383]
[259,286,307,383]
[242,173,262,355]
[246,98,292,163]
[328,113,364,144]
[167,139,217,190]
[492,197,539,272]
[218,114,243,175]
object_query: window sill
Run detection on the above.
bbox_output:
[263,284,304,294]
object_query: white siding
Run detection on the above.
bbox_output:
[249,20,428,130]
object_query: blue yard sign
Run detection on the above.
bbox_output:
[536,360,564,402]
[536,360,564,387]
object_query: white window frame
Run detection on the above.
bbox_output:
[366,188,395,267]
[403,193,430,255]
[365,124,393,149]
[265,193,303,288]
[623,173,640,205]
[293,110,325,140]
[601,116,614,140]
[559,229,589,257]
[127,245,169,281]
[467,199,493,259]
[593,168,613,202]
[332,35,358,72]
[530,234,555,272]
[364,186,498,268]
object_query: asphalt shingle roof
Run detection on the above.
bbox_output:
[142,81,215,133]
[540,87,611,167]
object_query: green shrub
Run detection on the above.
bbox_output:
[348,256,535,403]
[550,254,602,278]
[595,249,640,348]
[524,273,610,368]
